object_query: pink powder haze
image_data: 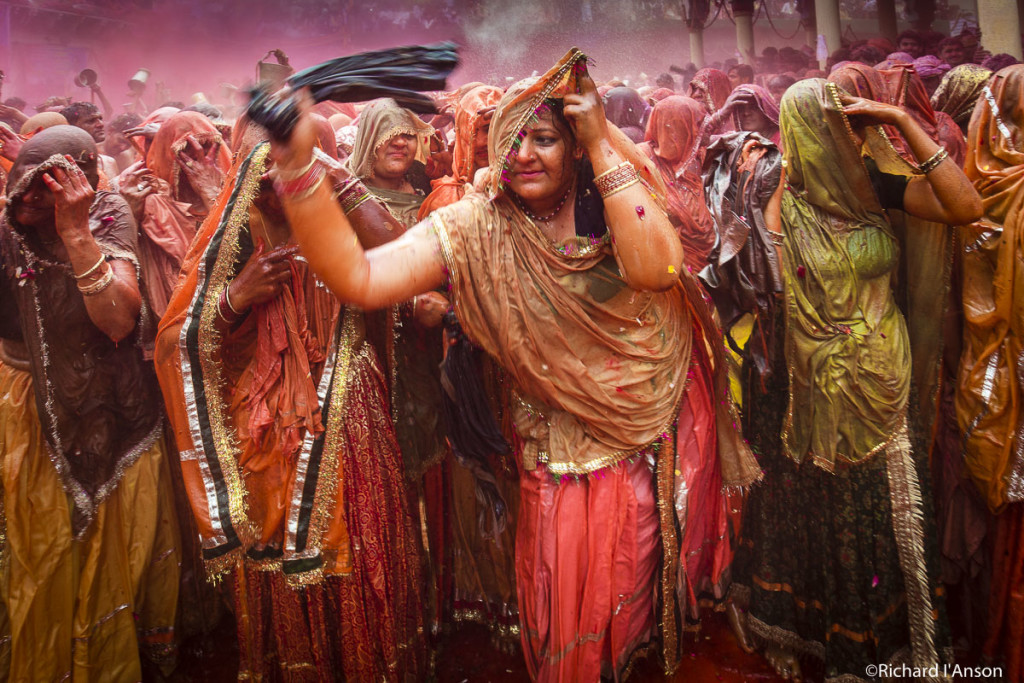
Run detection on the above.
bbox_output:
[0,0,801,112]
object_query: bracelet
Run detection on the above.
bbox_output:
[918,146,949,174]
[594,162,640,198]
[274,163,326,200]
[224,284,242,316]
[73,253,106,280]
[767,231,786,246]
[77,263,114,295]
[338,178,373,214]
[217,291,241,324]
[273,155,317,182]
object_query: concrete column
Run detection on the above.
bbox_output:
[877,0,898,43]
[690,26,705,68]
[978,0,1023,60]
[735,11,755,63]
[814,0,842,68]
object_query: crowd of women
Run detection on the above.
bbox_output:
[0,35,1021,683]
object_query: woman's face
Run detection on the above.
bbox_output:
[372,133,418,180]
[507,109,576,204]
[737,104,775,136]
[472,118,491,172]
[12,172,56,227]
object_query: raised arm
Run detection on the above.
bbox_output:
[840,93,982,226]
[44,162,141,342]
[564,73,684,291]
[270,100,446,309]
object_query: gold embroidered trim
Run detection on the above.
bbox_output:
[657,425,680,675]
[885,421,939,671]
[431,213,460,293]
[194,144,271,576]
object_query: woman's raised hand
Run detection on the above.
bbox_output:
[839,92,906,127]
[227,240,299,311]
[268,88,319,173]
[563,67,610,155]
[42,158,95,243]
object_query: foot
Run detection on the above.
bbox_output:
[726,599,756,654]
[765,644,802,681]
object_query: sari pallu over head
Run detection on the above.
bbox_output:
[154,136,358,581]
[688,68,731,115]
[418,85,503,220]
[931,64,993,134]
[779,79,914,470]
[1,129,162,536]
[344,98,434,226]
[956,65,1024,512]
[640,95,717,271]
[438,48,758,488]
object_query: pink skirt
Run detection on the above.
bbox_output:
[516,456,659,682]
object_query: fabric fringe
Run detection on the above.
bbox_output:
[885,422,940,679]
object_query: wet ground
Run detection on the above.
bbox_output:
[172,607,787,682]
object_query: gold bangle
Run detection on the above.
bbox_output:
[592,161,631,185]
[338,179,372,214]
[73,253,106,280]
[918,147,948,174]
[224,284,241,316]
[273,155,317,181]
[594,162,640,198]
[77,263,114,295]
[767,231,786,246]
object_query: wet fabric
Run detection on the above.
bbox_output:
[779,79,914,470]
[931,64,993,133]
[955,64,1024,512]
[687,68,732,114]
[1,150,162,535]
[154,141,425,679]
[639,95,717,271]
[603,86,649,143]
[418,85,503,220]
[137,111,231,318]
[0,363,181,682]
[432,47,758,681]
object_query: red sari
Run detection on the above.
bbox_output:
[639,95,716,272]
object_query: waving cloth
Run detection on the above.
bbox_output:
[779,79,917,470]
[0,143,161,536]
[418,85,503,220]
[639,95,717,271]
[931,64,992,132]
[956,65,1024,512]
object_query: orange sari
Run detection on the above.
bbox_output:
[154,142,424,680]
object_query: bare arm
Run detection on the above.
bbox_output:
[565,72,684,291]
[44,163,141,341]
[841,93,982,226]
[90,84,114,119]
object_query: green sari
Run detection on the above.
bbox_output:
[734,79,948,681]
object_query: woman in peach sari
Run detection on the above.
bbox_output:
[253,49,759,682]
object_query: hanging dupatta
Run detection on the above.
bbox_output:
[154,143,362,582]
[956,65,1024,513]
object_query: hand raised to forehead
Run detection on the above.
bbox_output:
[563,65,609,153]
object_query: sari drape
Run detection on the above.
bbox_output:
[432,48,759,680]
[154,141,424,680]
[639,95,716,272]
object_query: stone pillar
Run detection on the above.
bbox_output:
[978,0,1023,59]
[814,0,842,68]
[732,0,756,63]
[690,26,706,68]
[877,0,899,43]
